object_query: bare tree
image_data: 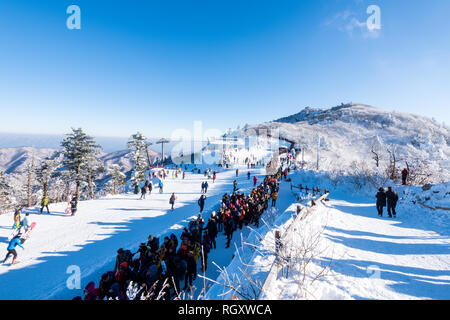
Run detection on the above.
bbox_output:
[386,145,399,181]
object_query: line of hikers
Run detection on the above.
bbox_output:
[77,173,281,300]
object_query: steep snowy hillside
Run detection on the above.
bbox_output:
[233,103,450,184]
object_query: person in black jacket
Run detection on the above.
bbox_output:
[385,187,399,218]
[70,196,78,216]
[203,217,217,249]
[224,218,234,248]
[375,187,387,217]
[198,195,206,213]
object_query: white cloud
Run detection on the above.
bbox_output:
[325,10,381,39]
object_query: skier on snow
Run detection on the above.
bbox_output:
[3,235,24,265]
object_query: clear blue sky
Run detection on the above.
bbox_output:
[0,0,449,138]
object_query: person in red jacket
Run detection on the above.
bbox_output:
[401,168,408,185]
[253,176,257,187]
[84,281,101,300]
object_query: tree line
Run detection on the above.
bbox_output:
[0,128,156,214]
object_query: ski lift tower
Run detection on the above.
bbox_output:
[156,138,170,165]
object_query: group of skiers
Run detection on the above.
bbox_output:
[3,194,79,264]
[77,171,281,300]
[3,209,31,264]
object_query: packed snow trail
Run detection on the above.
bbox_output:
[0,166,266,300]
[265,189,450,300]
[318,194,450,299]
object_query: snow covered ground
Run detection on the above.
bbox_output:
[1,150,448,300]
[0,164,265,300]
[208,169,450,300]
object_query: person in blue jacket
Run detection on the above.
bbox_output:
[3,235,24,265]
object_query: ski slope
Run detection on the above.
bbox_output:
[0,165,267,300]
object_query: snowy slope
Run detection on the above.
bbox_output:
[0,169,225,299]
[206,168,450,300]
[231,103,450,184]
[0,151,273,300]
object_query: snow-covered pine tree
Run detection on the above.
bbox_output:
[127,132,148,187]
[81,156,104,200]
[108,164,126,194]
[36,156,60,200]
[0,171,13,214]
[61,128,102,200]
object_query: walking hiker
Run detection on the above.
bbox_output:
[40,196,50,214]
[271,191,278,207]
[204,181,209,194]
[198,194,206,213]
[169,193,176,210]
[375,187,387,217]
[224,217,234,248]
[401,168,408,185]
[140,185,147,199]
[20,213,31,233]
[148,181,153,194]
[70,196,78,216]
[386,187,399,218]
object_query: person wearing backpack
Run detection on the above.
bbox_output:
[114,248,134,273]
[271,191,278,207]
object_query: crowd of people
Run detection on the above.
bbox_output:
[76,169,282,300]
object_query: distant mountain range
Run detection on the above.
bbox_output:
[0,133,130,153]
[0,146,159,176]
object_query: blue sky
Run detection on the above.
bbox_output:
[0,0,449,138]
